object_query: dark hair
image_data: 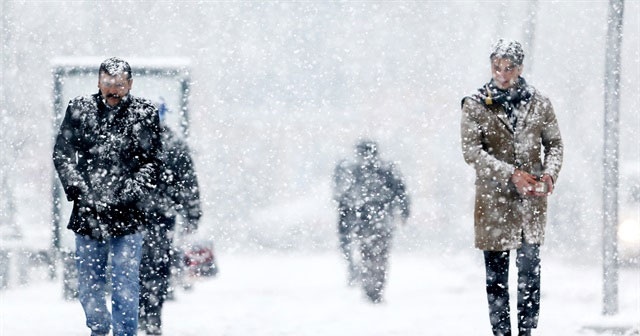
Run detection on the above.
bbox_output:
[99,57,132,79]
[356,139,379,157]
[490,39,525,66]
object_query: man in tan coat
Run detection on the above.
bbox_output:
[461,39,563,336]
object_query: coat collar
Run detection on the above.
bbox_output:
[495,108,514,133]
[493,93,535,134]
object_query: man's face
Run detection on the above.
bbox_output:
[98,72,132,107]
[491,57,522,90]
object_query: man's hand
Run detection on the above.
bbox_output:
[511,169,538,196]
[532,174,554,197]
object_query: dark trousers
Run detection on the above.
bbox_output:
[139,216,175,331]
[484,240,540,336]
[359,221,392,303]
[338,208,353,262]
[357,204,393,303]
[338,207,358,278]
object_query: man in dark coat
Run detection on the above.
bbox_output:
[461,40,563,336]
[53,57,161,336]
[333,140,410,303]
[138,111,202,335]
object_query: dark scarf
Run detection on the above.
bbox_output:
[476,77,532,129]
[97,93,132,123]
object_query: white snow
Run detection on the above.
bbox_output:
[1,251,638,335]
[1,2,640,335]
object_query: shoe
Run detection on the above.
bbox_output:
[146,324,162,335]
[90,329,109,336]
[145,316,162,335]
[138,316,147,331]
[365,289,384,304]
[518,329,531,336]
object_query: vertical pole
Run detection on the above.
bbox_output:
[602,0,624,316]
[50,69,64,281]
[522,0,539,75]
[181,76,191,138]
[52,69,64,254]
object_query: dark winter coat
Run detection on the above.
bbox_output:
[53,93,161,240]
[141,125,202,232]
[334,157,410,225]
[461,85,563,251]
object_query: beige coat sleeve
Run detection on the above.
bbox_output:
[460,97,516,185]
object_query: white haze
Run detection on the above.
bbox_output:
[0,2,638,258]
[1,1,639,335]
[1,253,639,335]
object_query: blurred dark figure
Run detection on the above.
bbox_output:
[138,106,202,335]
[333,159,358,285]
[333,140,410,303]
[53,57,161,336]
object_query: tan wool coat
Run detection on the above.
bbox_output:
[461,87,563,251]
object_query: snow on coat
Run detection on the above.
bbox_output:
[53,93,162,240]
[333,155,410,225]
[140,125,202,232]
[461,86,563,251]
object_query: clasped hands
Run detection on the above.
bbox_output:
[511,169,554,197]
[77,194,109,213]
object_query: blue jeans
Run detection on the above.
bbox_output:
[75,232,142,336]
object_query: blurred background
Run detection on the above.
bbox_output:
[0,1,638,262]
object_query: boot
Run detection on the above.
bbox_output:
[518,329,531,336]
[145,314,162,335]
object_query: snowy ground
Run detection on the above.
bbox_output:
[1,251,639,336]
